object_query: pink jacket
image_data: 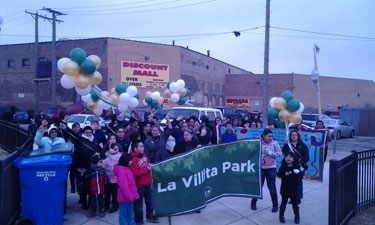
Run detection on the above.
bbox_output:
[113,165,139,203]
[104,152,122,183]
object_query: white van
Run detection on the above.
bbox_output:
[161,107,223,125]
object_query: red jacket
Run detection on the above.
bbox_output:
[130,152,152,188]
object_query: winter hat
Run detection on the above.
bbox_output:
[91,153,102,165]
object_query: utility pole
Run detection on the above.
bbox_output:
[42,8,65,108]
[262,0,271,128]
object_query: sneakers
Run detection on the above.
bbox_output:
[99,211,105,218]
[108,207,118,213]
[251,203,257,210]
[279,217,285,223]
[272,205,278,213]
[146,215,160,223]
[87,211,96,218]
[294,217,300,224]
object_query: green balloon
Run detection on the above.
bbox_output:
[151,99,159,108]
[268,108,280,120]
[277,120,286,128]
[145,97,153,104]
[70,48,86,65]
[184,88,190,97]
[134,93,140,100]
[281,91,294,103]
[80,60,96,75]
[178,97,186,105]
[115,84,126,95]
[90,90,100,102]
[122,83,130,92]
[154,103,161,110]
[287,99,300,112]
[167,81,172,89]
[83,103,89,111]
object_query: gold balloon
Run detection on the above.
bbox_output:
[101,91,110,98]
[278,109,291,122]
[86,55,101,69]
[163,89,171,99]
[63,61,80,76]
[110,94,119,106]
[145,91,152,97]
[157,96,164,105]
[289,113,302,124]
[274,97,287,110]
[178,88,187,97]
[89,71,103,85]
[86,101,97,110]
[74,74,90,89]
[110,88,116,95]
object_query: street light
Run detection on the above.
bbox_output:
[311,44,322,120]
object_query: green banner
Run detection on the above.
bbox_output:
[151,139,261,216]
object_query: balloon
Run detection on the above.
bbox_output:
[110,87,116,95]
[134,93,140,100]
[145,97,153,104]
[74,74,90,89]
[281,91,294,103]
[269,97,277,108]
[126,86,138,97]
[75,85,91,95]
[86,100,97,111]
[167,81,172,89]
[151,99,159,108]
[115,84,126,95]
[98,100,110,110]
[129,98,139,108]
[89,71,103,85]
[151,91,160,100]
[57,57,70,73]
[122,83,130,92]
[93,107,103,116]
[163,89,171,99]
[70,48,86,65]
[86,55,101,69]
[63,60,80,76]
[80,60,96,75]
[277,120,286,129]
[157,96,164,105]
[60,74,75,89]
[296,102,304,114]
[119,93,131,104]
[268,108,280,120]
[185,88,190,97]
[178,97,186,105]
[278,109,291,122]
[145,91,152,97]
[176,79,185,89]
[287,99,301,112]
[143,99,147,106]
[90,90,100,102]
[118,103,128,113]
[81,93,92,103]
[100,91,110,98]
[110,94,120,106]
[274,97,287,110]
[289,113,302,124]
[178,88,187,97]
[170,82,179,93]
[171,93,180,102]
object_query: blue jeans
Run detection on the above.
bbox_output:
[119,202,135,225]
[252,168,278,206]
[134,185,154,223]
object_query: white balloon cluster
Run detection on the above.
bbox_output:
[117,85,139,113]
[168,79,188,104]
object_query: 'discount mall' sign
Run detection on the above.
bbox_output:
[120,61,170,88]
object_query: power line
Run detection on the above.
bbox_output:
[54,0,159,10]
[1,18,33,32]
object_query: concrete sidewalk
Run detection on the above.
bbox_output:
[64,153,348,225]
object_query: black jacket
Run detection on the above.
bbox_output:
[144,128,172,163]
[277,161,303,197]
[172,139,200,156]
[282,142,309,169]
[76,135,101,169]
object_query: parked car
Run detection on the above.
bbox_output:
[214,106,241,120]
[236,109,249,118]
[301,113,331,127]
[67,114,105,129]
[161,107,223,125]
[46,107,67,123]
[13,111,30,124]
[0,106,17,121]
[323,119,355,139]
[324,111,340,119]
[289,123,313,130]
[66,104,84,115]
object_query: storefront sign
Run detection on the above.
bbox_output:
[120,61,170,88]
[226,98,250,107]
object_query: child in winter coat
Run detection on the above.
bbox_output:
[114,153,139,225]
[277,151,303,224]
[130,141,159,224]
[104,143,123,213]
[85,154,107,218]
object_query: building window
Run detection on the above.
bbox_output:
[22,58,30,67]
[206,65,209,70]
[228,68,231,74]
[8,59,15,69]
[192,61,196,66]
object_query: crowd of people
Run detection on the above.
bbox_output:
[30,109,330,225]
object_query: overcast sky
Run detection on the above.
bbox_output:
[1,0,374,81]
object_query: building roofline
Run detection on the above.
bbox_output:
[248,73,374,82]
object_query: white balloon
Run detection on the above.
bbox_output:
[126,86,138,97]
[151,91,160,100]
[60,74,75,89]
[119,93,131,104]
[143,99,147,106]
[57,58,70,73]
[296,102,305,114]
[81,94,92,103]
[170,82,179,93]
[118,103,128,113]
[129,98,139,108]
[176,79,185,90]
[93,107,103,116]
[269,97,277,108]
[98,100,111,110]
[75,85,91,95]
[171,93,180,102]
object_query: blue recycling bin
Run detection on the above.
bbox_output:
[14,154,72,225]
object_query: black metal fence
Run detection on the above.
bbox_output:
[329,149,375,225]
[0,120,33,225]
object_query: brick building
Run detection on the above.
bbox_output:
[0,38,250,111]
[225,73,375,113]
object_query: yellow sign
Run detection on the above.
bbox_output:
[120,61,170,88]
